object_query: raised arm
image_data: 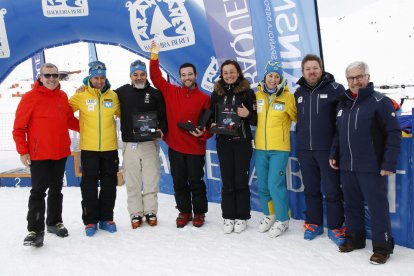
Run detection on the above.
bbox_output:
[149,41,174,95]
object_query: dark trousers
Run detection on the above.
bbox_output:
[80,150,119,225]
[297,150,344,229]
[168,148,207,214]
[27,158,67,232]
[217,139,252,220]
[341,171,394,254]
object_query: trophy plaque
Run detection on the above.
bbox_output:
[178,109,212,133]
[132,111,161,140]
[210,104,241,136]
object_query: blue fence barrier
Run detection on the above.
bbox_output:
[2,134,413,249]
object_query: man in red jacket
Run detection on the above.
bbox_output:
[13,63,79,247]
[150,41,211,228]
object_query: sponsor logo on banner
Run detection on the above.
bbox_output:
[0,8,10,58]
[201,56,219,92]
[125,0,195,52]
[42,0,89,17]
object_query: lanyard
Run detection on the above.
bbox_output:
[223,95,236,105]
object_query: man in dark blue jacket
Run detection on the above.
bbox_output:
[295,54,346,245]
[329,61,401,265]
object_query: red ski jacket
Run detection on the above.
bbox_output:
[13,80,79,160]
[150,59,211,155]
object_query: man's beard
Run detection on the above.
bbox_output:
[183,80,195,89]
[133,82,145,89]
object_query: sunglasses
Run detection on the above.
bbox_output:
[42,73,59,79]
[130,60,145,67]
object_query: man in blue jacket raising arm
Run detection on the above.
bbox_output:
[329,61,401,265]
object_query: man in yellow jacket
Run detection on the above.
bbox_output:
[69,61,121,237]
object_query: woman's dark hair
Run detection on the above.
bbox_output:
[220,59,244,81]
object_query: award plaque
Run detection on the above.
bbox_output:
[210,104,241,136]
[178,109,212,133]
[197,109,212,129]
[132,111,161,141]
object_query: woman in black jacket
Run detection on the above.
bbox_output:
[210,60,257,234]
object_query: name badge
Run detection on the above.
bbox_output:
[104,99,113,108]
[86,99,96,105]
[320,94,328,99]
[257,99,265,106]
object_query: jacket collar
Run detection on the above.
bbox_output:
[34,79,61,95]
[257,81,286,98]
[87,78,111,95]
[339,82,375,105]
[214,78,250,96]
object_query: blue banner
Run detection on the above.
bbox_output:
[0,0,217,95]
[249,0,321,90]
[88,42,98,62]
[203,0,258,89]
[31,51,45,82]
[3,134,413,249]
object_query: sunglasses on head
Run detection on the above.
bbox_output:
[130,60,145,67]
[88,61,106,71]
[42,73,59,79]
[266,60,283,68]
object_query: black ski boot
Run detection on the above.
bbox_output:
[23,231,44,247]
[47,223,69,237]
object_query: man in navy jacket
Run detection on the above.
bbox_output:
[329,61,401,265]
[295,54,345,245]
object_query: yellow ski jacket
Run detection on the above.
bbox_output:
[69,83,120,151]
[255,84,297,151]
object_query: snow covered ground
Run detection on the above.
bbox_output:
[1,186,413,276]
